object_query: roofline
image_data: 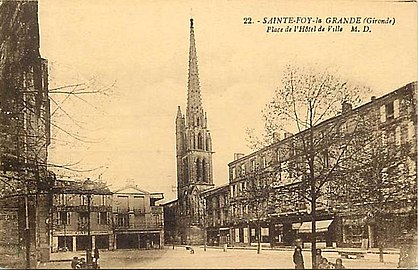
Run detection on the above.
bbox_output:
[160,198,178,206]
[228,81,417,166]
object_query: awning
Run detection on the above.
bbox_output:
[298,220,333,233]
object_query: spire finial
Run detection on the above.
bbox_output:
[190,18,194,28]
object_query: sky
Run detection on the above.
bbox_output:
[38,0,417,202]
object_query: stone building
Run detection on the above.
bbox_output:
[112,185,164,250]
[0,0,52,266]
[202,184,230,246]
[163,18,215,245]
[204,82,417,249]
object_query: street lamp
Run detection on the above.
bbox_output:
[83,178,95,269]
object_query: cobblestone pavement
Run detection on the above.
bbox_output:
[40,246,400,269]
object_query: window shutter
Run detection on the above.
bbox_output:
[408,121,415,141]
[380,105,386,122]
[394,99,399,118]
[395,126,401,145]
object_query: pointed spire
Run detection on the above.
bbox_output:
[186,18,204,126]
[176,106,182,118]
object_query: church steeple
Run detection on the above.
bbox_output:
[186,18,204,127]
[173,18,215,245]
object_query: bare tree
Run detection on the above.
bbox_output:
[239,170,275,254]
[248,64,369,267]
[332,114,417,262]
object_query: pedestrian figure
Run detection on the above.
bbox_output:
[71,256,79,269]
[315,248,323,268]
[293,244,304,269]
[318,257,334,269]
[93,248,100,262]
[185,245,194,254]
[334,258,345,269]
[93,248,100,268]
[78,258,86,269]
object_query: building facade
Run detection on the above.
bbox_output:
[51,180,165,252]
[112,185,164,250]
[0,0,52,266]
[51,178,113,252]
[163,18,215,245]
[203,82,417,249]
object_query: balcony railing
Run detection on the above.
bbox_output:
[54,205,112,212]
[151,206,163,214]
[114,207,163,214]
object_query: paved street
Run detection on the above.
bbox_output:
[40,246,399,269]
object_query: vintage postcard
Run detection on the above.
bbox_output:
[0,0,416,269]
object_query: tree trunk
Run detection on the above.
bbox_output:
[257,226,261,254]
[311,199,317,268]
[379,246,384,263]
[309,119,317,269]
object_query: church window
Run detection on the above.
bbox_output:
[198,133,203,149]
[196,159,202,181]
[202,159,207,182]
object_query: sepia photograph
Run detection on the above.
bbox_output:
[0,0,417,268]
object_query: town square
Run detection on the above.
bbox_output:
[0,0,417,269]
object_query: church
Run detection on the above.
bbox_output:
[162,19,215,245]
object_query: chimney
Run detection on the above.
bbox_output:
[272,131,281,142]
[371,96,376,101]
[234,153,245,160]
[342,101,353,114]
[284,132,293,139]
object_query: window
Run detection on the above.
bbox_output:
[386,101,394,120]
[100,195,107,206]
[98,212,107,225]
[79,212,89,224]
[202,159,207,182]
[251,159,256,171]
[206,138,210,151]
[323,149,329,167]
[261,156,266,169]
[59,211,70,225]
[196,159,201,181]
[80,195,87,206]
[197,133,203,149]
[241,164,246,175]
[117,214,129,227]
[231,167,236,179]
